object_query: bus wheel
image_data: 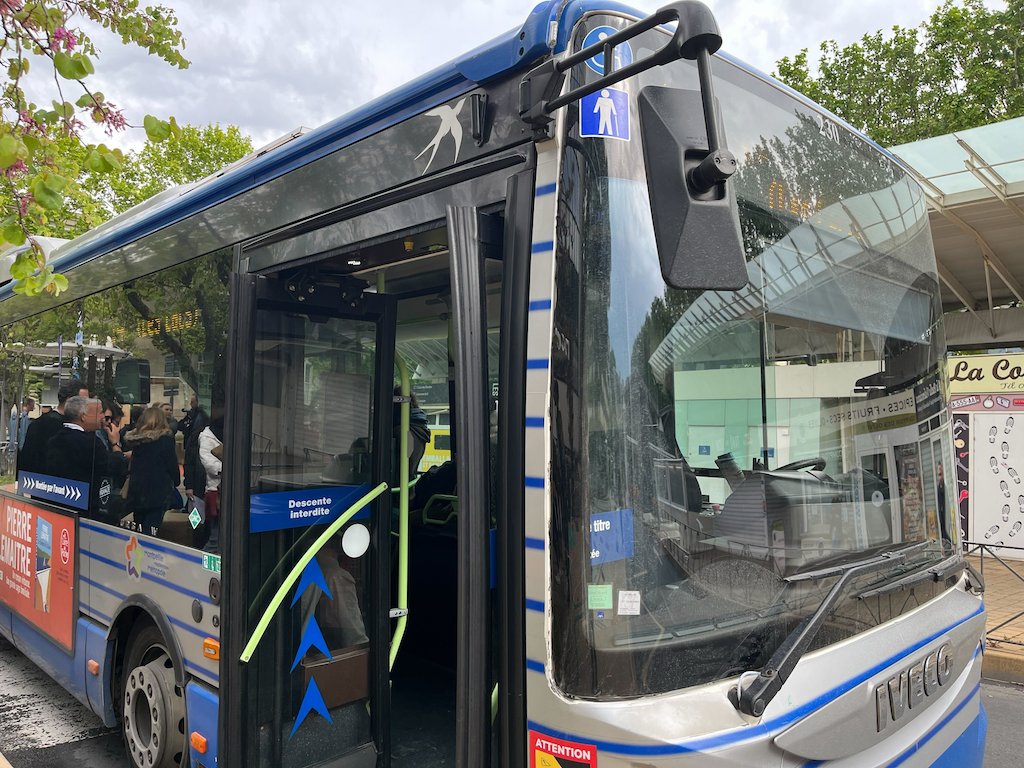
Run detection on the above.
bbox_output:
[121,623,187,768]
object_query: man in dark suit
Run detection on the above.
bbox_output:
[46,396,127,520]
[17,379,89,475]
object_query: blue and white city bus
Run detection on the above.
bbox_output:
[0,1,985,766]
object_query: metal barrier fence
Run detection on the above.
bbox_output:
[965,540,1024,649]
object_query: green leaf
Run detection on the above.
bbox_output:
[29,177,63,210]
[2,224,27,248]
[41,172,66,193]
[9,252,35,278]
[0,135,21,168]
[76,54,95,76]
[18,274,45,296]
[75,93,94,108]
[102,152,122,171]
[49,273,69,295]
[22,135,41,156]
[144,115,172,141]
[85,149,106,172]
[44,7,64,31]
[53,52,78,80]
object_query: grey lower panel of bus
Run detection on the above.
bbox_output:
[79,520,221,687]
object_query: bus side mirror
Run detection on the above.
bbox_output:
[114,359,150,404]
[638,85,748,290]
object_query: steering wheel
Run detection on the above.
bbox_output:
[775,457,826,472]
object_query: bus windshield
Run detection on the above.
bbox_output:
[550,16,955,699]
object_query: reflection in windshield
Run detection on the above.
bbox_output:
[550,20,955,700]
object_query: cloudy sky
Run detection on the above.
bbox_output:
[75,0,1001,150]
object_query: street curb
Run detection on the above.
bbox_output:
[983,647,1024,685]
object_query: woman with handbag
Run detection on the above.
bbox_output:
[123,405,179,537]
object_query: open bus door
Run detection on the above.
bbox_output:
[221,269,396,768]
[219,204,505,767]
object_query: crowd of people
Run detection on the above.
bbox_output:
[10,381,222,552]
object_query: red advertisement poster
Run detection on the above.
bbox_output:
[0,497,76,651]
[530,730,598,768]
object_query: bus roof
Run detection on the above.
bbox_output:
[0,0,901,307]
[0,1,634,297]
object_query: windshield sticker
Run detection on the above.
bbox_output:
[617,590,640,616]
[589,508,634,564]
[582,25,633,75]
[530,730,597,768]
[580,88,630,141]
[587,584,613,611]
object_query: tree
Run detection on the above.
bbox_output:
[98,123,252,214]
[0,0,189,296]
[775,0,1024,146]
[0,123,249,411]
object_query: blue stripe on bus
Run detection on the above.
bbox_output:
[167,614,215,641]
[924,709,986,768]
[886,684,981,768]
[526,358,549,369]
[82,575,126,602]
[82,577,207,640]
[535,183,556,196]
[525,537,544,550]
[80,602,112,623]
[80,520,204,564]
[532,241,554,253]
[527,604,985,756]
[526,598,544,613]
[184,659,219,683]
[526,658,545,674]
[81,551,213,605]
[525,417,544,428]
[529,299,552,311]
[525,477,544,489]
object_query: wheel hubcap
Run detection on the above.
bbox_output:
[123,651,183,767]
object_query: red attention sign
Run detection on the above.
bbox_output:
[529,730,598,768]
[0,497,76,651]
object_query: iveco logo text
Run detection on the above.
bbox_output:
[875,643,953,732]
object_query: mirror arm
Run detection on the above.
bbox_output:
[689,48,737,193]
[519,1,725,128]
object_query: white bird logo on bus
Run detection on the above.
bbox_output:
[415,98,466,174]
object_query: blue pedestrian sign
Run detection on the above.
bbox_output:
[582,26,634,75]
[580,88,630,141]
[18,472,89,511]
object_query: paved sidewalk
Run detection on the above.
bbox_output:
[968,548,1024,683]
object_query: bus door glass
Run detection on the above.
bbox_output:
[230,275,395,768]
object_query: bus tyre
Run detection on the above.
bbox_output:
[121,623,187,768]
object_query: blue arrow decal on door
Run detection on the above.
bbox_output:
[289,678,333,737]
[291,615,332,671]
[290,557,332,607]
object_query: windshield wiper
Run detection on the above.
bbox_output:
[854,554,964,600]
[732,541,930,717]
